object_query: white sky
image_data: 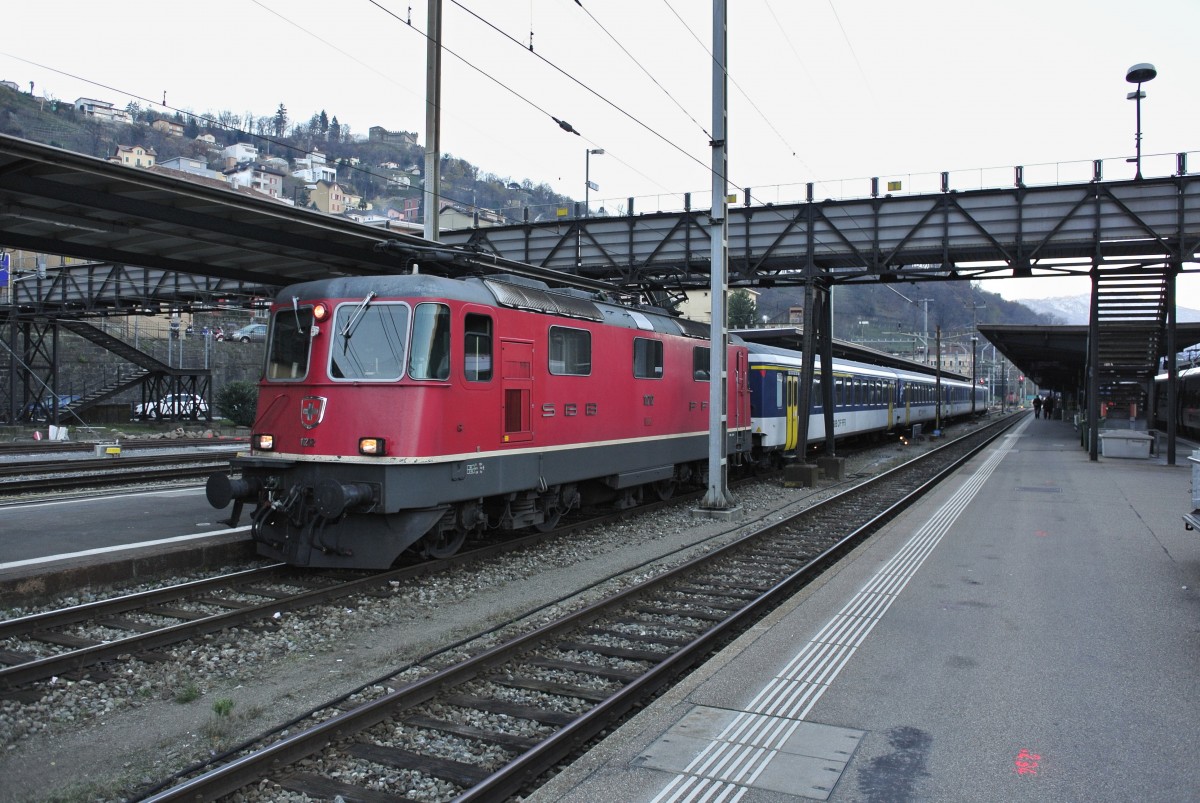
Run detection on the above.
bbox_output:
[3,0,1199,304]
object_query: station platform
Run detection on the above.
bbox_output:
[531,414,1200,802]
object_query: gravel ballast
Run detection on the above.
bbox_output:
[0,428,974,802]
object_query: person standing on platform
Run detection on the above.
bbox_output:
[1033,395,1043,419]
[1044,394,1055,420]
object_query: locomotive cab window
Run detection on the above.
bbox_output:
[634,337,664,379]
[267,309,313,380]
[409,303,451,380]
[464,313,493,382]
[330,301,408,380]
[549,326,591,376]
[693,346,710,381]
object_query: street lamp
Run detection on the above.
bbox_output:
[584,148,604,217]
[577,148,604,268]
[970,335,979,414]
[1125,63,1157,180]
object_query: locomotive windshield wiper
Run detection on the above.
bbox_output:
[340,291,377,343]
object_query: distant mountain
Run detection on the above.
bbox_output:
[1019,295,1200,325]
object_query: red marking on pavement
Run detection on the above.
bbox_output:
[1034,530,1049,538]
[1014,748,1041,776]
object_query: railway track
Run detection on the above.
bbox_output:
[0,484,719,695]
[136,415,1019,802]
[0,450,240,495]
[0,437,244,455]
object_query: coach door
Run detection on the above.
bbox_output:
[500,339,534,443]
[785,372,800,451]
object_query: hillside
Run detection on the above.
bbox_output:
[1019,295,1200,325]
[0,84,572,222]
[756,280,1058,345]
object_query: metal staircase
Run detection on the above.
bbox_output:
[53,320,210,422]
[1091,270,1170,415]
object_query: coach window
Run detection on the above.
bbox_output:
[692,346,710,381]
[409,303,451,380]
[549,326,591,375]
[329,302,408,381]
[464,313,493,382]
[634,337,664,379]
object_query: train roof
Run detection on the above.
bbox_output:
[274,273,712,338]
[747,341,972,383]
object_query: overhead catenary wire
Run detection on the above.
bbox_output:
[443,0,714,199]
[659,0,815,180]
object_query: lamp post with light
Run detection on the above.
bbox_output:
[1125,63,1157,180]
[577,148,604,268]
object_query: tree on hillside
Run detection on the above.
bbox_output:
[272,103,288,137]
[728,289,758,328]
[329,116,340,142]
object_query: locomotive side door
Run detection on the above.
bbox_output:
[500,339,534,443]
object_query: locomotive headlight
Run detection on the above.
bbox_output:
[254,433,275,451]
[313,302,330,322]
[358,437,386,456]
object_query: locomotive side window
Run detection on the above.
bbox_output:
[409,303,451,380]
[692,347,710,381]
[633,337,664,379]
[267,308,314,380]
[330,302,408,380]
[549,326,591,375]
[464,314,493,382]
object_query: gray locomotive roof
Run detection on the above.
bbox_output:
[276,273,709,337]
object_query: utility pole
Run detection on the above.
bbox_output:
[423,0,442,242]
[701,0,734,513]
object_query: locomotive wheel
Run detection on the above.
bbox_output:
[652,479,677,501]
[420,527,466,559]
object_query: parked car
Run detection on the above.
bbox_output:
[229,323,267,343]
[23,394,81,422]
[131,393,210,420]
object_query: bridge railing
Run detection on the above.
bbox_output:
[502,150,1197,224]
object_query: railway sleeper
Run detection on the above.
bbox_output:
[402,714,542,752]
[274,771,419,803]
[583,627,695,649]
[345,741,491,786]
[492,674,613,704]
[555,640,666,663]
[524,656,642,683]
[440,694,577,726]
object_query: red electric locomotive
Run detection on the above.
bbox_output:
[207,274,751,569]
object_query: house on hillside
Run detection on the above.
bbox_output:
[224,161,287,199]
[75,97,132,124]
[292,150,336,184]
[309,180,350,214]
[113,144,156,168]
[438,203,505,231]
[150,118,184,137]
[221,142,259,166]
[159,155,223,181]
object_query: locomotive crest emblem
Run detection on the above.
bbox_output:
[300,396,327,429]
